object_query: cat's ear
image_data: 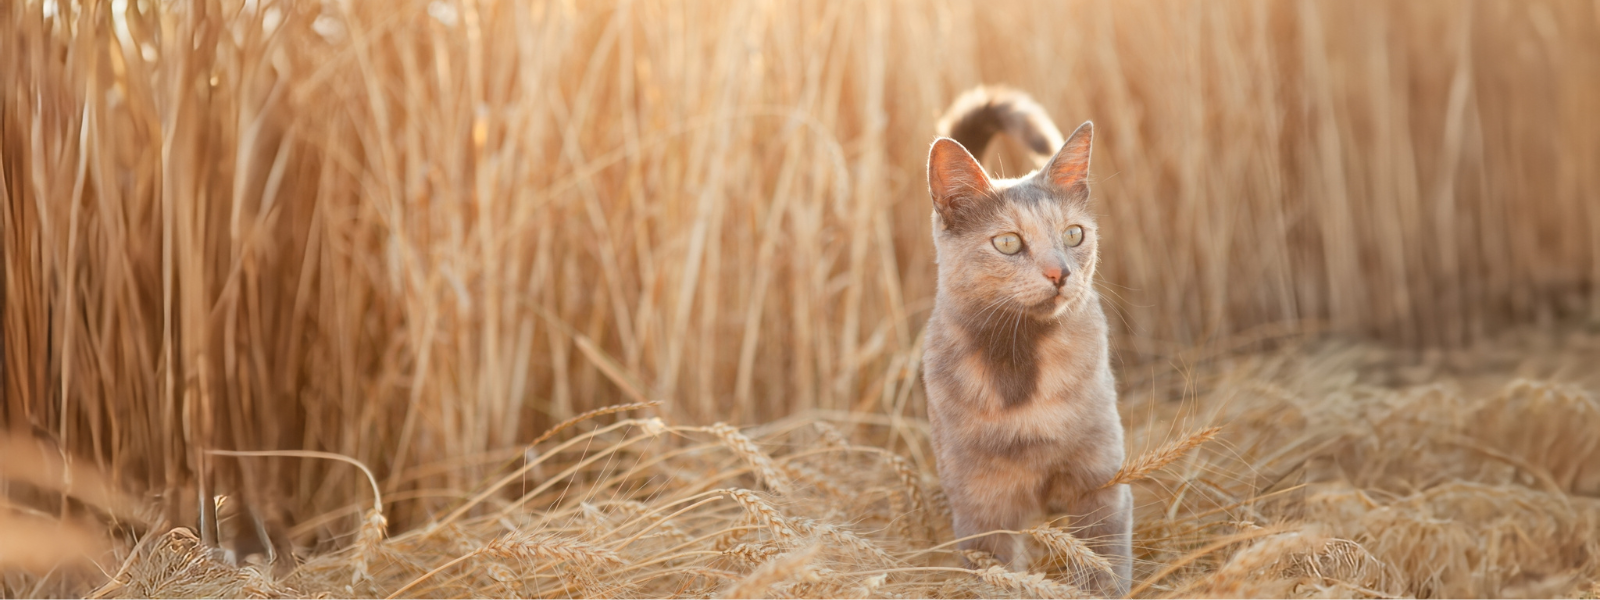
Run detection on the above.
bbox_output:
[927,138,994,222]
[1040,121,1093,197]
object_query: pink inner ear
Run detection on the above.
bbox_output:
[929,138,991,206]
[1047,122,1093,190]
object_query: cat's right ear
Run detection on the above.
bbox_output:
[927,138,994,226]
[1040,121,1092,198]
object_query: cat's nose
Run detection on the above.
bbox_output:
[1043,265,1069,287]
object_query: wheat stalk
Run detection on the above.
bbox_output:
[350,509,390,585]
[207,450,388,586]
[781,462,850,498]
[1187,530,1325,597]
[851,573,889,599]
[725,487,892,563]
[725,489,801,544]
[386,532,624,600]
[885,453,928,516]
[1277,537,1391,591]
[723,545,821,599]
[885,452,933,541]
[814,422,851,448]
[480,533,626,568]
[237,565,298,599]
[1026,526,1113,576]
[976,566,1082,599]
[714,518,757,551]
[960,550,1004,570]
[791,517,897,565]
[1101,427,1221,488]
[600,499,693,545]
[724,542,783,566]
[528,401,663,448]
[711,424,795,496]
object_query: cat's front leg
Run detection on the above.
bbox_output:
[1056,483,1133,598]
[946,470,1040,571]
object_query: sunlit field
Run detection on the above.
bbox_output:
[4,0,1600,597]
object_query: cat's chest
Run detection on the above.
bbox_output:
[937,330,1108,432]
[969,336,1100,405]
[923,303,1114,440]
[922,356,1099,467]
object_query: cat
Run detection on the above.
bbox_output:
[922,86,1131,597]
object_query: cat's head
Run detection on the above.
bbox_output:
[926,122,1099,322]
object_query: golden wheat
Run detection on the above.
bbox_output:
[788,517,896,565]
[5,0,1600,598]
[1026,526,1113,578]
[1103,427,1222,489]
[709,424,796,496]
[722,542,783,568]
[976,565,1082,599]
[479,534,625,568]
[723,545,821,599]
[725,489,802,545]
[10,335,1598,598]
[527,401,664,448]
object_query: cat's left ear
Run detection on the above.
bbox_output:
[1040,121,1093,197]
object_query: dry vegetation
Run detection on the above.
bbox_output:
[4,0,1600,597]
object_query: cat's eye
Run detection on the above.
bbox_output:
[1063,225,1085,247]
[992,233,1023,255]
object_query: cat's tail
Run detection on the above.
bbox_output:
[936,86,1064,167]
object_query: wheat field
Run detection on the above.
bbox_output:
[4,0,1600,597]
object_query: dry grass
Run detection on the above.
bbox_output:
[4,0,1600,597]
[12,330,1600,598]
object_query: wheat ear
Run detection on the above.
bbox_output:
[480,533,625,567]
[960,549,1003,570]
[723,545,821,599]
[1101,426,1221,488]
[529,400,662,447]
[350,509,389,585]
[1026,526,1113,576]
[976,566,1082,598]
[725,489,801,543]
[790,517,896,564]
[723,542,783,566]
[710,424,795,496]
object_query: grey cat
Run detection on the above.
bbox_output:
[922,87,1131,597]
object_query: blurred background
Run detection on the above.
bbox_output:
[4,0,1599,593]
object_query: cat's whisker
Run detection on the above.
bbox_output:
[969,296,1014,335]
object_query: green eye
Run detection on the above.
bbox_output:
[992,233,1023,255]
[1063,225,1084,247]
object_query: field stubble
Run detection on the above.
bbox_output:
[18,328,1600,598]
